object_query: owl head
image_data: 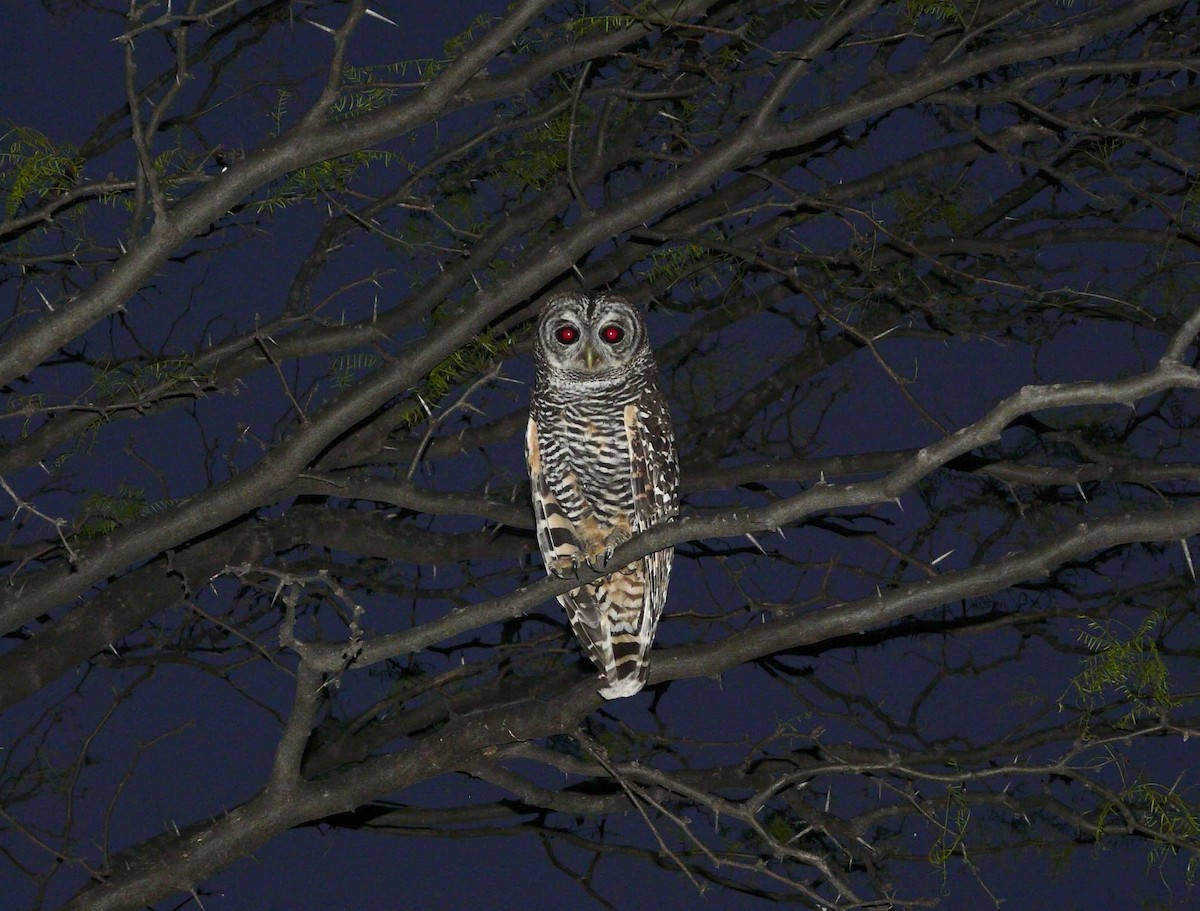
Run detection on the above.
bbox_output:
[534,292,652,385]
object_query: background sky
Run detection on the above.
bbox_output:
[2,2,1197,910]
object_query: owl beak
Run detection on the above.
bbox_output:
[583,343,598,370]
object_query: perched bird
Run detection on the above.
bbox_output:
[527,292,678,698]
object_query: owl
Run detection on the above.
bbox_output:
[527,292,679,699]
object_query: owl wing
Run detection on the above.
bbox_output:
[527,415,621,687]
[587,396,679,699]
[624,390,678,534]
[526,416,584,573]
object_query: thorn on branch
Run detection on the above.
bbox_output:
[363,7,399,27]
[0,474,80,566]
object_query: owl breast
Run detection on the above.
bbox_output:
[535,399,637,528]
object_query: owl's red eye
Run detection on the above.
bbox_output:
[555,324,579,344]
[600,325,624,344]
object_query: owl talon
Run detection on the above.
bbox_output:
[583,551,608,571]
[605,531,631,564]
[582,530,630,571]
[549,554,584,578]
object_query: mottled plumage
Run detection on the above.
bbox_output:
[527,292,678,699]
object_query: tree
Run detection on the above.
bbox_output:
[2,1,1198,908]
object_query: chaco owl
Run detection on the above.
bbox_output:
[527,292,679,699]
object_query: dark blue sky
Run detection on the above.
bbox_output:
[2,3,1197,910]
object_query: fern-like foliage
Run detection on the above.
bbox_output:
[564,15,637,37]
[90,355,207,400]
[76,484,147,539]
[500,102,587,191]
[1098,777,1200,885]
[254,151,403,213]
[1183,177,1200,229]
[0,123,82,218]
[904,0,966,23]
[1064,611,1181,728]
[332,65,400,119]
[329,353,383,390]
[393,330,513,433]
[928,781,971,880]
[254,85,404,213]
[443,13,502,58]
[75,484,184,540]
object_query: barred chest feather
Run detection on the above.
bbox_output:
[531,379,659,523]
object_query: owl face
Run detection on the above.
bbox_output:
[535,293,648,381]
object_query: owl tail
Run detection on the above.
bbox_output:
[563,573,660,700]
[598,630,651,699]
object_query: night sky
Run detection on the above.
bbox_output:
[2,3,1198,910]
